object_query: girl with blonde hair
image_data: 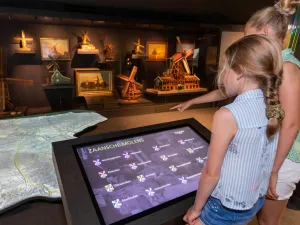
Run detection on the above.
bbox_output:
[184,34,284,225]
[174,1,300,224]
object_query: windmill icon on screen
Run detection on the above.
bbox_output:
[105,184,114,192]
[122,152,131,159]
[98,171,107,178]
[178,140,185,145]
[196,157,207,164]
[137,174,146,182]
[153,146,160,151]
[179,177,187,184]
[129,163,138,170]
[160,155,168,161]
[145,188,155,196]
[112,199,122,209]
[187,148,194,154]
[169,165,177,172]
[93,159,101,166]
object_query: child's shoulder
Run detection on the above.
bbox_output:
[212,108,237,136]
[213,108,236,124]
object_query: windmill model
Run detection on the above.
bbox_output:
[117,66,143,100]
[14,30,33,52]
[102,36,114,60]
[46,54,71,85]
[0,48,34,111]
[168,36,194,84]
[151,36,200,92]
[77,30,98,53]
[133,38,144,55]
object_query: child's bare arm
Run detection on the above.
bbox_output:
[184,108,237,225]
[170,89,227,112]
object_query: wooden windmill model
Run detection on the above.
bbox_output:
[14,30,33,52]
[103,36,113,59]
[46,54,71,84]
[0,49,34,111]
[133,38,144,55]
[117,66,142,100]
[168,36,194,85]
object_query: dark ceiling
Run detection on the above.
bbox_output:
[0,0,276,25]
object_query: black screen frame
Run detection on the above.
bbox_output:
[53,118,211,225]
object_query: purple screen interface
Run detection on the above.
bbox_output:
[76,126,209,225]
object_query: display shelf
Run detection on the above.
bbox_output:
[14,50,35,54]
[131,54,146,59]
[77,49,99,54]
[118,97,152,106]
[145,88,208,96]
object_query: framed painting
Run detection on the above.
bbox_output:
[146,42,168,61]
[176,42,195,60]
[40,38,70,60]
[75,68,113,96]
[206,46,218,65]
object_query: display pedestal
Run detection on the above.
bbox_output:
[0,106,28,119]
[14,50,35,54]
[43,84,76,111]
[77,49,99,54]
[131,54,145,59]
[118,98,152,106]
[145,88,208,96]
[84,95,119,109]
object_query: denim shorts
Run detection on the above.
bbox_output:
[199,196,265,225]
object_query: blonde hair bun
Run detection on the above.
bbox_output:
[275,0,297,16]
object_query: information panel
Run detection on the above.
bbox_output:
[76,126,209,225]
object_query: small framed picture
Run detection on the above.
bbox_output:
[40,38,70,60]
[176,42,195,60]
[75,68,113,96]
[146,42,168,61]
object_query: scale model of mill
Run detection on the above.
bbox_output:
[117,66,143,100]
[152,36,200,92]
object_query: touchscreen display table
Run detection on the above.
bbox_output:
[53,119,210,225]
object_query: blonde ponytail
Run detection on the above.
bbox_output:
[280,0,297,15]
[265,75,285,139]
[217,35,285,140]
[246,0,297,41]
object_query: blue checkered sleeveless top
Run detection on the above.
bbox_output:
[211,89,279,210]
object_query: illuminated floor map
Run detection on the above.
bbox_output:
[0,111,107,213]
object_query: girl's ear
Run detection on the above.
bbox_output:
[263,27,269,36]
[236,66,245,80]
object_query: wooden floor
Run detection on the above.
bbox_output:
[249,209,300,225]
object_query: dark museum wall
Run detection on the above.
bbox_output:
[0,20,220,108]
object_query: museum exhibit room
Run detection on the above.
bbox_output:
[1,0,300,225]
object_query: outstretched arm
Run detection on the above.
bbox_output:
[268,62,300,198]
[183,108,237,224]
[170,89,227,112]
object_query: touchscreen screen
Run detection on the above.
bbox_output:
[75,126,209,225]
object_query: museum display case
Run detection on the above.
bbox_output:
[1,1,300,225]
[0,11,221,116]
